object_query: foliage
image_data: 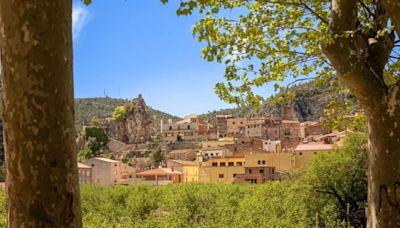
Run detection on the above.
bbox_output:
[161,0,399,131]
[78,127,109,161]
[0,131,368,227]
[305,132,368,227]
[84,126,109,146]
[111,105,126,121]
[200,81,358,126]
[74,98,180,131]
[149,146,165,167]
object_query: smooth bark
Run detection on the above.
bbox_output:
[0,1,82,227]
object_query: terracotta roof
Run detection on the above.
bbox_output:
[295,143,333,151]
[137,168,182,176]
[77,162,91,169]
[169,160,199,166]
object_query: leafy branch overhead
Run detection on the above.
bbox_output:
[161,0,400,108]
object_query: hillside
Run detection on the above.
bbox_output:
[200,82,353,123]
[74,97,180,131]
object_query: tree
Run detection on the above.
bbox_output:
[306,132,368,227]
[163,0,400,225]
[150,146,165,168]
[112,105,126,121]
[0,1,82,226]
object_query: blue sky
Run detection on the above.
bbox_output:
[72,0,239,117]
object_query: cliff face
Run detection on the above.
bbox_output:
[104,95,155,144]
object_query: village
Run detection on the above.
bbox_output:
[77,97,348,186]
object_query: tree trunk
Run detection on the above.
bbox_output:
[366,100,400,227]
[0,1,82,227]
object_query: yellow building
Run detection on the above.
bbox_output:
[245,143,334,173]
[245,152,293,172]
[167,160,200,183]
[199,156,245,184]
[199,166,245,184]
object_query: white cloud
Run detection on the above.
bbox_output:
[72,4,89,39]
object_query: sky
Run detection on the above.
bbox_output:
[72,1,283,118]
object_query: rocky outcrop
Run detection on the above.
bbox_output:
[103,95,155,144]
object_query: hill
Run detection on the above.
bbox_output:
[200,82,353,123]
[74,97,180,131]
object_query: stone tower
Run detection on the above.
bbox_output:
[282,105,297,121]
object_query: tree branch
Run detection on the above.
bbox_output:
[381,0,400,36]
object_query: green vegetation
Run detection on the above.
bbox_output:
[75,98,180,131]
[78,127,109,161]
[149,147,165,167]
[0,133,366,227]
[111,105,126,121]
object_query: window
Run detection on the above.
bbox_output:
[249,169,252,174]
[211,153,214,156]
[169,126,172,130]
[257,160,261,165]
[260,169,264,174]
[91,164,95,167]
[114,164,118,167]
[233,121,236,125]
[187,125,190,129]
[233,174,237,178]
[284,128,290,136]
[212,162,218,167]
[236,162,243,166]
[220,162,226,167]
[299,152,303,155]
[228,162,234,166]
[205,153,209,156]
[219,174,224,178]
[262,160,266,165]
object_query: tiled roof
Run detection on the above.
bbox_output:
[295,143,333,151]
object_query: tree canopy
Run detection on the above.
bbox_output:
[161,0,399,109]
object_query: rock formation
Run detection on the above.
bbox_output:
[104,95,155,144]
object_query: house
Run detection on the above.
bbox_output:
[293,142,334,169]
[169,149,197,161]
[83,157,121,185]
[199,156,245,184]
[300,121,332,138]
[235,166,276,184]
[136,167,182,185]
[262,140,282,153]
[215,115,233,138]
[280,120,302,151]
[120,163,136,179]
[227,117,247,137]
[167,160,200,183]
[77,162,92,184]
[200,146,233,160]
[244,152,294,174]
[201,139,234,149]
[245,118,267,138]
[161,114,209,141]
